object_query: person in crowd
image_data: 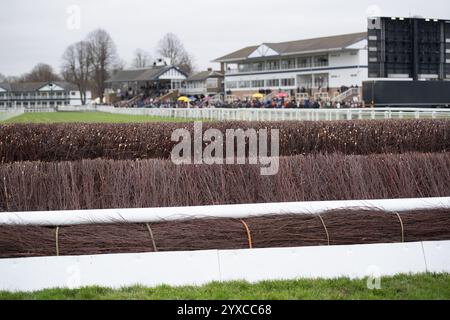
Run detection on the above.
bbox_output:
[312,100,320,109]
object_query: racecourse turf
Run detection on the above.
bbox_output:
[1,274,450,300]
[1,112,196,123]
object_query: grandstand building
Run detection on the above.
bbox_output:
[105,65,188,101]
[0,81,91,108]
[180,69,224,97]
[214,32,368,101]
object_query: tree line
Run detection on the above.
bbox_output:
[0,31,195,105]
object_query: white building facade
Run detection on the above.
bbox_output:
[180,69,224,96]
[0,81,91,109]
[214,32,368,100]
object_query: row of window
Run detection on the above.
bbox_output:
[185,79,220,90]
[226,78,296,89]
[0,101,69,107]
[0,92,76,98]
[234,55,329,73]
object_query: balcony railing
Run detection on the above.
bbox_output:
[226,62,329,75]
[8,96,69,100]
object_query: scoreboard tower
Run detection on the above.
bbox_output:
[367,17,450,81]
[364,17,450,107]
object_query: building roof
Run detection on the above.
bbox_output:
[214,32,367,62]
[0,81,78,92]
[187,70,224,82]
[0,83,11,91]
[106,66,188,83]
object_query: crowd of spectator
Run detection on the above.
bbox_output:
[112,84,366,109]
[219,97,365,109]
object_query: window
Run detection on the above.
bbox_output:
[266,60,280,71]
[298,56,312,68]
[71,92,76,96]
[314,55,329,67]
[281,78,295,87]
[281,59,296,70]
[251,80,265,88]
[226,81,237,89]
[206,78,219,88]
[266,79,280,87]
[252,62,265,71]
[189,81,204,89]
[238,81,251,88]
[314,74,328,88]
[238,63,251,72]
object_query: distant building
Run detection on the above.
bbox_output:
[181,69,224,96]
[0,81,91,108]
[213,32,368,100]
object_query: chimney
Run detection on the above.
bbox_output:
[207,67,213,72]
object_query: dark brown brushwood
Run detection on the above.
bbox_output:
[1,120,449,163]
[0,209,449,258]
[0,152,449,212]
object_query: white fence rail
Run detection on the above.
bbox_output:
[3,105,450,122]
[0,108,24,121]
[97,106,450,121]
[57,105,98,112]
[1,240,449,291]
[1,197,449,227]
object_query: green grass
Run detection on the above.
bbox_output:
[1,274,449,300]
[1,112,198,123]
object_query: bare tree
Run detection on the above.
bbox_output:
[157,33,195,74]
[178,52,196,75]
[22,63,61,83]
[61,41,92,105]
[5,76,20,83]
[111,58,126,77]
[157,33,185,66]
[0,73,5,82]
[86,29,119,102]
[132,49,152,69]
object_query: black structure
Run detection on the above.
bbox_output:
[368,17,450,80]
[365,17,450,107]
[363,80,450,107]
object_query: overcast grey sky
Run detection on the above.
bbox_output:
[0,0,449,77]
